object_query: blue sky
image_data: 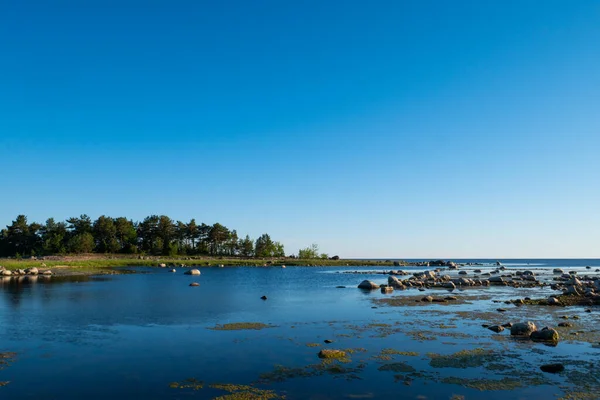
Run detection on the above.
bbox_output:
[1,0,599,258]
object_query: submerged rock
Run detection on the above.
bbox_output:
[318,349,347,359]
[488,325,505,333]
[540,363,564,373]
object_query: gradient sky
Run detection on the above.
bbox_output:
[1,0,599,258]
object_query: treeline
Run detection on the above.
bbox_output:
[0,214,285,258]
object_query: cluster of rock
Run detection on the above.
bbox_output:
[510,321,560,344]
[0,266,52,276]
[550,274,600,298]
[356,268,548,292]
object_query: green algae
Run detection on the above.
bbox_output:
[442,376,546,391]
[377,362,416,373]
[427,348,496,368]
[210,383,285,400]
[318,349,347,360]
[209,322,275,331]
[169,378,204,390]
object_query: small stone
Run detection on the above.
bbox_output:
[422,296,434,302]
[324,339,333,344]
[189,282,200,287]
[540,363,564,373]
[261,295,268,300]
[558,322,572,327]
[488,325,505,333]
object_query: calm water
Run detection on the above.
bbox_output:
[1,259,599,399]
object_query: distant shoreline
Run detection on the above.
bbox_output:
[0,254,409,272]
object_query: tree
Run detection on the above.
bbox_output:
[66,214,92,236]
[208,223,230,255]
[67,232,95,253]
[186,219,199,251]
[93,216,119,253]
[298,244,319,259]
[157,215,175,255]
[238,235,254,257]
[255,233,275,257]
[41,218,68,254]
[138,215,160,254]
[4,215,32,256]
[114,217,137,253]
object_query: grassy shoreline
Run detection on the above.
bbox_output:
[0,255,407,271]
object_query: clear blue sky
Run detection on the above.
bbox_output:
[1,0,599,258]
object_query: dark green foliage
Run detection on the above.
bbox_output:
[0,214,287,258]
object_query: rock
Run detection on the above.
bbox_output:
[25,267,39,275]
[558,322,572,327]
[422,296,434,302]
[488,276,505,284]
[324,339,333,344]
[497,308,507,312]
[540,363,564,373]
[261,295,267,300]
[474,269,482,273]
[443,282,456,290]
[553,268,564,274]
[318,349,347,359]
[547,297,560,306]
[184,269,201,275]
[358,280,379,290]
[393,261,400,267]
[42,270,52,275]
[510,321,537,337]
[566,277,581,286]
[388,276,404,288]
[444,296,458,301]
[159,263,167,268]
[488,325,505,333]
[170,269,176,272]
[336,286,346,288]
[565,286,581,296]
[2,270,12,276]
[458,271,467,275]
[189,282,200,287]
[502,322,513,328]
[381,286,394,293]
[530,327,559,343]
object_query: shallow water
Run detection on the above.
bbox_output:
[1,260,599,399]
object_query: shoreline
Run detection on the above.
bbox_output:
[0,255,412,274]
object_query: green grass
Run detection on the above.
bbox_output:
[0,255,407,270]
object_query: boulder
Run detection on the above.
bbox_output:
[443,282,456,290]
[2,270,12,276]
[358,280,379,290]
[488,276,505,284]
[184,269,201,276]
[25,267,39,275]
[159,263,167,268]
[510,321,537,337]
[553,268,564,274]
[530,327,559,343]
[388,276,403,288]
[42,270,52,275]
[421,296,434,302]
[547,297,560,306]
